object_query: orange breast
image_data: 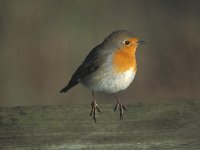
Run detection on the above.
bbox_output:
[113,46,137,73]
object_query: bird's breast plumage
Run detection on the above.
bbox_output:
[81,51,136,93]
[113,45,137,73]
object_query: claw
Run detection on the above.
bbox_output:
[114,100,127,119]
[114,102,119,112]
[122,104,127,110]
[90,100,101,123]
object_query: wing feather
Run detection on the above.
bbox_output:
[60,44,106,93]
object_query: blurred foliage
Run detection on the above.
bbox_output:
[0,0,200,106]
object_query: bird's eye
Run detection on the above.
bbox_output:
[124,40,130,45]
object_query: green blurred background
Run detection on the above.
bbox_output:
[0,0,200,106]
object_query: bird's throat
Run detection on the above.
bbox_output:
[113,46,137,73]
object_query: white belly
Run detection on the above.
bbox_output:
[82,64,136,93]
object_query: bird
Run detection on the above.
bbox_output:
[60,30,145,122]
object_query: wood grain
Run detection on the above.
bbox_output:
[0,100,199,150]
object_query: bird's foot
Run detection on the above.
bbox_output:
[114,100,127,119]
[90,100,101,122]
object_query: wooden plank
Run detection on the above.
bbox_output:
[0,100,200,150]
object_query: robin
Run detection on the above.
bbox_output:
[60,30,145,122]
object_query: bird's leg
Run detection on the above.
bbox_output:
[113,94,127,119]
[90,91,101,122]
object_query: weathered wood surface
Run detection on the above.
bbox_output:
[0,100,200,150]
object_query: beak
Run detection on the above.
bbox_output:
[136,40,145,45]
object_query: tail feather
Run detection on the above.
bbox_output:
[60,80,78,93]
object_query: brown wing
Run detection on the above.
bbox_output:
[60,44,106,93]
